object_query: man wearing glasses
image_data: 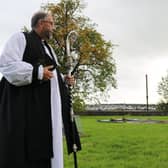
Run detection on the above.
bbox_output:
[0,11,81,168]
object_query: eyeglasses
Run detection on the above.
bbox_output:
[42,20,54,26]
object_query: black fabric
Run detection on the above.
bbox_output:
[0,30,81,168]
[0,31,54,167]
[56,68,82,154]
[42,38,81,153]
[1,158,51,168]
[23,159,51,168]
[22,31,54,160]
[23,31,57,84]
[0,77,25,167]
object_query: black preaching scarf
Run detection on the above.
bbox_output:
[42,40,82,154]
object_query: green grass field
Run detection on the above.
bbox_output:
[64,116,168,168]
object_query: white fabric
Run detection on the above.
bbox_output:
[0,32,33,86]
[51,70,63,168]
[42,42,60,66]
[38,65,44,80]
[0,32,63,168]
[42,38,64,168]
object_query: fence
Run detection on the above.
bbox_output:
[76,110,168,116]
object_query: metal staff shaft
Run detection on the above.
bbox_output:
[66,30,78,168]
[69,86,78,168]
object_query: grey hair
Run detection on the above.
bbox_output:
[31,11,48,29]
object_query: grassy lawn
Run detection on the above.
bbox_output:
[64,116,168,168]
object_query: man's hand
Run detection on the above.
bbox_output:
[64,75,75,86]
[43,65,54,80]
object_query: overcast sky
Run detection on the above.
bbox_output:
[1,0,168,104]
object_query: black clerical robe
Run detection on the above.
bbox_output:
[0,31,81,167]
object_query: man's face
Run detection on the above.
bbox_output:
[40,15,54,40]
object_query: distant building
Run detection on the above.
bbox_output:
[86,103,156,112]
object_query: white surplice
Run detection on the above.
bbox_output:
[0,32,63,168]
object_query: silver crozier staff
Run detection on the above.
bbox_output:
[66,30,78,168]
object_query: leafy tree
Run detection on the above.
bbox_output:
[42,0,117,111]
[158,71,168,103]
[157,71,168,112]
[156,102,168,112]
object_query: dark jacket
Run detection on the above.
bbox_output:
[0,31,81,167]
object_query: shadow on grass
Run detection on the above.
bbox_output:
[97,117,168,124]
